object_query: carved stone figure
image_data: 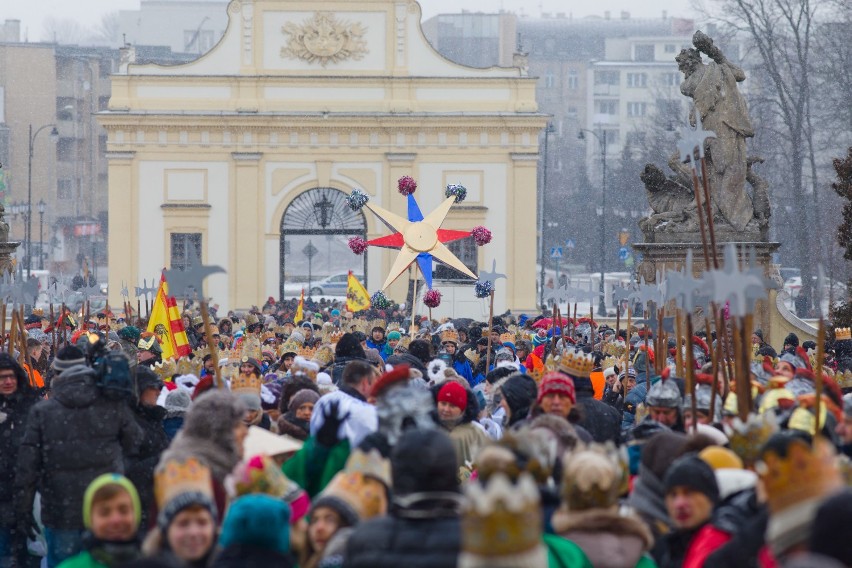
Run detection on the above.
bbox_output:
[639,163,699,235]
[280,12,368,67]
[677,30,755,232]
[0,204,9,244]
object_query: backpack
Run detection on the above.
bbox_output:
[94,351,136,400]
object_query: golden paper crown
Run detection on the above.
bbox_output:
[836,327,851,341]
[548,349,594,378]
[312,344,335,368]
[836,369,852,390]
[350,319,368,334]
[604,341,627,358]
[461,473,545,560]
[231,372,262,396]
[368,319,387,332]
[153,358,177,381]
[193,345,211,361]
[239,335,262,362]
[154,457,213,511]
[278,339,301,357]
[291,356,320,381]
[343,448,392,488]
[297,345,318,360]
[440,328,460,344]
[176,356,203,378]
[560,443,627,511]
[329,330,344,344]
[757,434,842,515]
[499,332,515,345]
[725,412,779,466]
[387,321,401,333]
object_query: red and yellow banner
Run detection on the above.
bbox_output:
[147,272,191,360]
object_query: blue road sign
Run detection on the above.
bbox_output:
[550,247,563,259]
[618,247,630,261]
[565,239,576,250]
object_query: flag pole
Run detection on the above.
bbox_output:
[200,300,223,390]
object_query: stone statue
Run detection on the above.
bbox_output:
[676,30,764,233]
[639,163,699,235]
[0,204,9,244]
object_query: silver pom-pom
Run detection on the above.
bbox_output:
[346,188,370,211]
[445,184,467,203]
[474,280,494,298]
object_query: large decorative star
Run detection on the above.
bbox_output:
[363,194,476,290]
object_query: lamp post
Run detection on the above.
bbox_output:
[38,199,46,270]
[28,123,58,279]
[538,122,555,309]
[579,128,608,317]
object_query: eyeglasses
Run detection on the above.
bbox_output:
[0,374,17,383]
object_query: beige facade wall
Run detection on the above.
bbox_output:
[0,44,57,246]
[102,0,546,313]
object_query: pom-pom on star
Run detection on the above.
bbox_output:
[474,280,495,298]
[424,289,442,308]
[445,184,467,203]
[346,188,369,212]
[371,290,392,310]
[471,226,492,246]
[348,237,368,255]
[397,176,417,196]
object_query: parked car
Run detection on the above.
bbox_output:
[308,273,364,296]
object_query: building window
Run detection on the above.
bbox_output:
[665,44,676,53]
[170,233,202,271]
[57,179,74,200]
[627,73,647,88]
[545,70,556,88]
[595,100,618,115]
[567,70,579,90]
[434,237,477,281]
[661,72,680,86]
[602,129,620,146]
[567,106,578,118]
[594,70,620,85]
[57,138,76,163]
[627,102,647,117]
[634,44,655,61]
[626,131,647,147]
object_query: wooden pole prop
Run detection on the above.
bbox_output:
[685,314,697,434]
[699,158,720,269]
[8,306,17,356]
[200,301,223,390]
[705,316,718,424]
[0,303,6,353]
[625,306,631,379]
[50,303,57,356]
[815,318,826,434]
[644,309,651,391]
[485,290,496,372]
[410,276,418,335]
[675,310,684,378]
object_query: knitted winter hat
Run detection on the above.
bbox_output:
[387,331,402,341]
[164,389,192,419]
[536,371,576,406]
[438,381,468,411]
[784,333,800,347]
[664,455,720,504]
[219,494,291,556]
[51,345,87,372]
[287,389,320,412]
[83,473,141,530]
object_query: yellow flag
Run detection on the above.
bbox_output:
[147,273,191,360]
[295,289,304,323]
[346,271,371,312]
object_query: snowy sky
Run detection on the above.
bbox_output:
[4,0,697,43]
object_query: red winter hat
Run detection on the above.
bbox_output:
[537,371,576,406]
[438,381,468,411]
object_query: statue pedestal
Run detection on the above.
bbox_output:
[0,242,21,276]
[632,240,780,337]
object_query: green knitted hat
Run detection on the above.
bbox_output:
[83,473,142,530]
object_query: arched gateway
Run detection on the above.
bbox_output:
[280,187,366,300]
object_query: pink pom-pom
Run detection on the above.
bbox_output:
[471,226,492,246]
[424,289,442,308]
[348,237,369,255]
[397,175,417,196]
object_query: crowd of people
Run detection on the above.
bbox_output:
[1,296,851,568]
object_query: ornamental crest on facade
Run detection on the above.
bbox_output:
[280,12,368,67]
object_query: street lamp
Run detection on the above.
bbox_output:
[28,123,58,278]
[539,122,556,309]
[579,128,608,317]
[38,199,46,270]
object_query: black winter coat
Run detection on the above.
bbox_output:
[211,544,295,568]
[344,497,461,568]
[0,384,40,528]
[14,365,143,529]
[573,377,622,444]
[125,403,169,526]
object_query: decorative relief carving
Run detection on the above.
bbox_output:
[280,12,368,67]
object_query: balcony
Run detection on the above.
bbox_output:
[593,84,620,96]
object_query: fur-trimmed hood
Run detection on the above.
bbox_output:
[552,508,653,568]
